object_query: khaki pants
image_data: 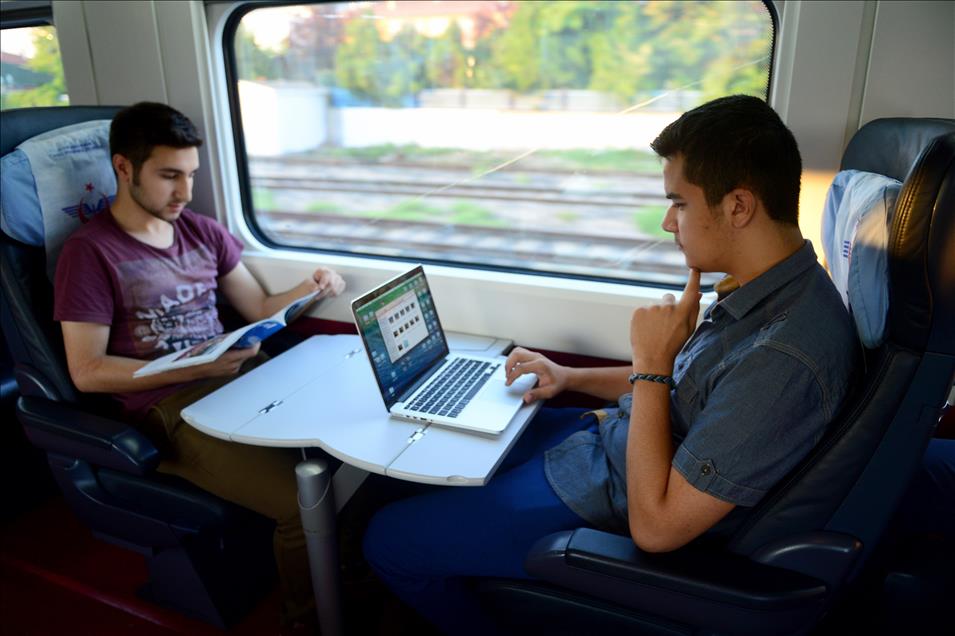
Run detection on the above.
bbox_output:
[143,362,313,625]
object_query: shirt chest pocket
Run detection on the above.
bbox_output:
[673,371,700,426]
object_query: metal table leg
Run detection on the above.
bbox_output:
[296,458,344,636]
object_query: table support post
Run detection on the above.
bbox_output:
[296,459,344,636]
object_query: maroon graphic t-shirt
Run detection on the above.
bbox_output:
[54,209,243,417]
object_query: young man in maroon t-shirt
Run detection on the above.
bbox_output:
[53,102,343,629]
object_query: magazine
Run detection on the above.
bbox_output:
[133,290,323,378]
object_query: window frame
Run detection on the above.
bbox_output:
[220,0,779,290]
[0,2,53,30]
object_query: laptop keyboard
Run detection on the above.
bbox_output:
[407,358,497,419]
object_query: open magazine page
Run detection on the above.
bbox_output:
[234,289,321,347]
[133,290,323,378]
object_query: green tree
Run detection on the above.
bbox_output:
[327,1,772,108]
[485,2,543,92]
[285,7,345,85]
[588,3,651,102]
[584,0,774,106]
[484,1,604,92]
[378,26,426,104]
[424,22,467,88]
[334,18,425,106]
[234,23,282,82]
[697,7,773,100]
[2,27,67,109]
[334,16,382,99]
[632,1,771,103]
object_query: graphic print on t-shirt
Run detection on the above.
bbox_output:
[116,246,223,357]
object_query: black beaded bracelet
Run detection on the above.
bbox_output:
[628,372,676,389]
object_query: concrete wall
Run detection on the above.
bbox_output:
[238,81,329,156]
[332,107,678,152]
[238,81,679,155]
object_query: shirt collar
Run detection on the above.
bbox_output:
[715,240,818,321]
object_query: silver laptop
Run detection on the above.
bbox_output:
[350,265,533,435]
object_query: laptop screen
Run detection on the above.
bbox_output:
[351,266,450,408]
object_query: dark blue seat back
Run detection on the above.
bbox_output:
[1,106,123,404]
[727,119,955,566]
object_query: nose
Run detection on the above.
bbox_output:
[176,175,192,202]
[662,206,677,234]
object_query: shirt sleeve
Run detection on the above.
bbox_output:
[53,237,115,325]
[671,345,829,507]
[204,214,243,276]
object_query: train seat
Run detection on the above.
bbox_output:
[0,106,275,628]
[477,117,955,635]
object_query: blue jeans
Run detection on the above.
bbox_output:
[363,408,594,635]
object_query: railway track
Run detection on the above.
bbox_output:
[247,165,684,281]
[251,155,659,180]
[256,210,687,281]
[250,174,665,208]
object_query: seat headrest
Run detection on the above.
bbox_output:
[822,170,901,348]
[841,118,955,181]
[839,118,955,353]
[0,119,115,279]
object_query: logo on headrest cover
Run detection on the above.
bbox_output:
[61,181,114,223]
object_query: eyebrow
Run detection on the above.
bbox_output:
[665,192,683,200]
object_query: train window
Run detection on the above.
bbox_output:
[227,1,775,285]
[0,25,68,110]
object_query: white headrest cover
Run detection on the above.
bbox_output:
[822,169,901,348]
[0,120,115,279]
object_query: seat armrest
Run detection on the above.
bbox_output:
[525,528,828,635]
[17,395,160,475]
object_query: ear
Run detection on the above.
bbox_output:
[722,188,758,229]
[112,154,133,184]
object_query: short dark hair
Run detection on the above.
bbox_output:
[650,95,802,225]
[109,102,203,173]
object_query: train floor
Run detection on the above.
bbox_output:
[1,475,950,635]
[0,489,437,636]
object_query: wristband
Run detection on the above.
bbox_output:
[628,372,676,389]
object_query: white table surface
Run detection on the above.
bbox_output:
[181,333,540,486]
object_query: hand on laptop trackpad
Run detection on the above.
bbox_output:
[507,372,538,395]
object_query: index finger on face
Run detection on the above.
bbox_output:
[679,268,702,306]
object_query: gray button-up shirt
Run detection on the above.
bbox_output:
[544,241,857,534]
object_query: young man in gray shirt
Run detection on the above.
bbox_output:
[363,95,857,634]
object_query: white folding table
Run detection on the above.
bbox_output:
[181,333,541,635]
